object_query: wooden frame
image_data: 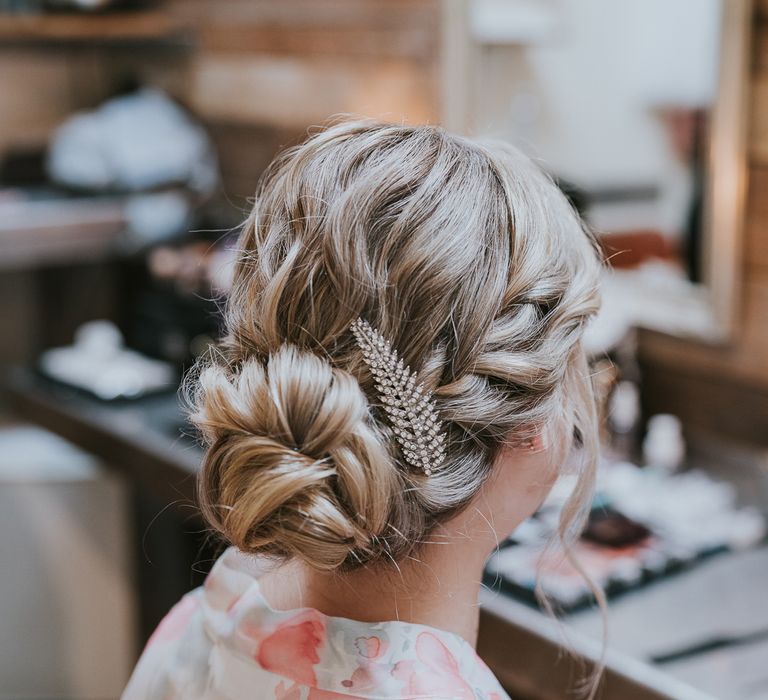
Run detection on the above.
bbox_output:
[701,0,753,340]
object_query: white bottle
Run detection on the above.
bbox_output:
[607,380,640,459]
[643,414,686,473]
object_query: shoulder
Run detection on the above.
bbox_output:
[121,588,208,699]
[121,548,253,699]
[385,628,512,700]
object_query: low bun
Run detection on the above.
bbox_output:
[190,345,400,570]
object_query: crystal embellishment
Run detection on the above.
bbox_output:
[350,317,446,476]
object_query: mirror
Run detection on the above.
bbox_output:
[443,0,752,341]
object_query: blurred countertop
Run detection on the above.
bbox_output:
[5,368,200,502]
[567,544,768,699]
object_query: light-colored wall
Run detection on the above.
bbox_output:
[472,0,721,187]
[0,426,136,699]
[469,0,722,238]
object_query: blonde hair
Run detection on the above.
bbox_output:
[189,119,603,578]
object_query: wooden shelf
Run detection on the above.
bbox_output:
[0,10,191,44]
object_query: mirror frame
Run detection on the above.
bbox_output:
[702,0,753,341]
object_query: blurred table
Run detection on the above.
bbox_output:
[567,545,768,699]
[6,368,201,503]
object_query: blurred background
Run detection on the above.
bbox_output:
[0,1,766,699]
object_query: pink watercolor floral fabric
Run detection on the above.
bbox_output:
[122,547,511,700]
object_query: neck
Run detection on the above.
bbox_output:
[254,442,553,646]
[257,532,492,648]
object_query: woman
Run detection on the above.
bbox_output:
[123,119,603,699]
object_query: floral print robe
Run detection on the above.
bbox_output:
[122,547,511,700]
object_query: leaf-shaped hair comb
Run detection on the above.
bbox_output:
[350,317,446,475]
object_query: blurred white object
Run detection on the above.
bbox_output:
[207,243,238,293]
[470,0,560,44]
[0,425,135,699]
[74,318,123,356]
[48,88,218,194]
[601,460,766,552]
[41,320,176,400]
[643,413,686,473]
[125,190,191,243]
[609,380,641,434]
[583,263,719,354]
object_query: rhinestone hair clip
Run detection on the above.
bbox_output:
[350,317,446,475]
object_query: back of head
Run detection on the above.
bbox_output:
[189,119,602,571]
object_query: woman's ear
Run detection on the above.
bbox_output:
[506,426,547,453]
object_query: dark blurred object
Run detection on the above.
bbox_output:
[582,505,651,549]
[656,107,709,284]
[0,0,157,12]
[124,240,234,369]
[42,0,133,11]
[599,230,680,269]
[0,145,46,186]
[128,282,219,369]
[554,177,588,217]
